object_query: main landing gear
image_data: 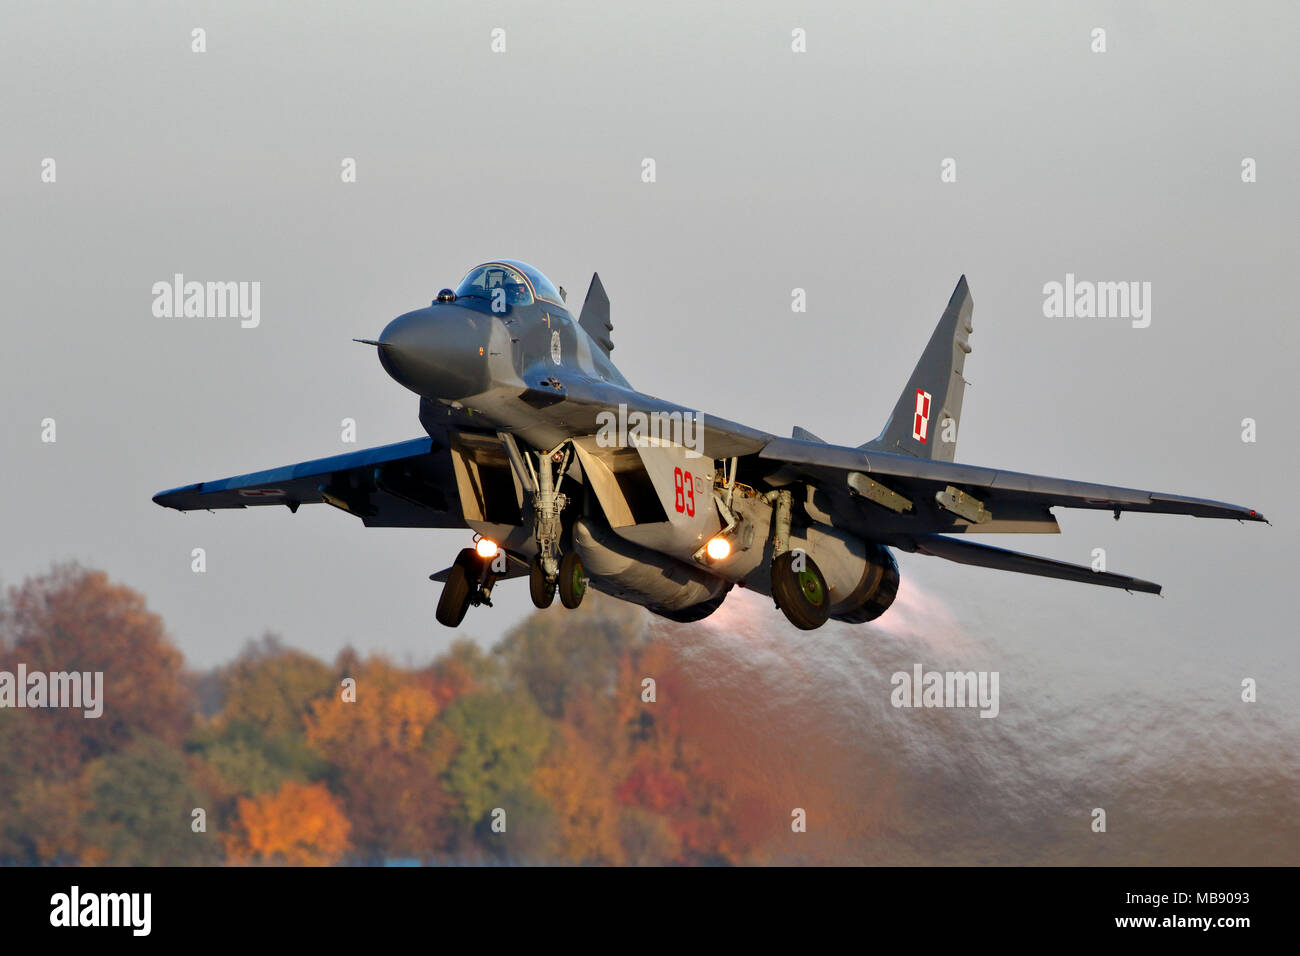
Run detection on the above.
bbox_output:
[768,488,831,631]
[771,550,831,630]
[436,546,498,628]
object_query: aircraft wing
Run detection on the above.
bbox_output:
[152,437,467,529]
[752,435,1264,593]
[758,436,1265,523]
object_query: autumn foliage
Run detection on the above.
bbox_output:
[0,563,757,865]
[224,781,350,865]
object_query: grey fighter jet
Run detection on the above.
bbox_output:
[153,260,1266,630]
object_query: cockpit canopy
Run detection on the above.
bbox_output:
[454,260,566,309]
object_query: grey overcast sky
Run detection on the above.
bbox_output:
[2,0,1296,712]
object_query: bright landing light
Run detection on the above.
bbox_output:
[475,538,499,559]
[705,536,731,560]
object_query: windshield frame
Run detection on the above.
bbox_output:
[496,259,567,307]
[453,263,535,308]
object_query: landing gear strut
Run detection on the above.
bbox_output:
[768,488,830,630]
[532,444,570,581]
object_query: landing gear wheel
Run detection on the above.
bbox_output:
[529,555,556,609]
[771,551,831,630]
[558,552,587,610]
[436,548,478,632]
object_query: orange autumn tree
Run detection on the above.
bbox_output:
[224,780,350,865]
[304,657,448,861]
[0,563,193,773]
[0,564,204,865]
[533,719,626,864]
[608,639,747,864]
[423,639,498,710]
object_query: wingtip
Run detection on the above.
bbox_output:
[951,274,971,304]
[152,482,200,509]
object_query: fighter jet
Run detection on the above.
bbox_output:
[153,260,1266,630]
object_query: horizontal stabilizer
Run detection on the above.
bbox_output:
[429,551,529,583]
[906,533,1162,594]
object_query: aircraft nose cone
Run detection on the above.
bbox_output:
[376,306,491,400]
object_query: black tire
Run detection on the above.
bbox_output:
[436,548,479,628]
[529,555,556,609]
[557,551,587,609]
[436,563,471,627]
[832,546,900,624]
[855,564,898,622]
[771,551,831,630]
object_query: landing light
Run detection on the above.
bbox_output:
[705,537,731,560]
[476,538,499,559]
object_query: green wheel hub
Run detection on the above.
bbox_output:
[798,569,825,607]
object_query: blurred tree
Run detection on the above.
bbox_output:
[0,564,193,775]
[0,563,762,866]
[223,780,350,866]
[306,658,439,755]
[440,690,552,833]
[0,710,88,863]
[534,722,625,864]
[494,592,644,719]
[424,638,498,709]
[216,635,336,738]
[188,719,326,799]
[189,636,335,813]
[305,658,448,862]
[80,735,219,865]
[608,640,747,864]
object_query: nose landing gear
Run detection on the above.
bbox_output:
[528,443,586,610]
[436,441,588,627]
[529,555,556,608]
[557,551,587,609]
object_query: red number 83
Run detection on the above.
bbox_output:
[673,467,695,516]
